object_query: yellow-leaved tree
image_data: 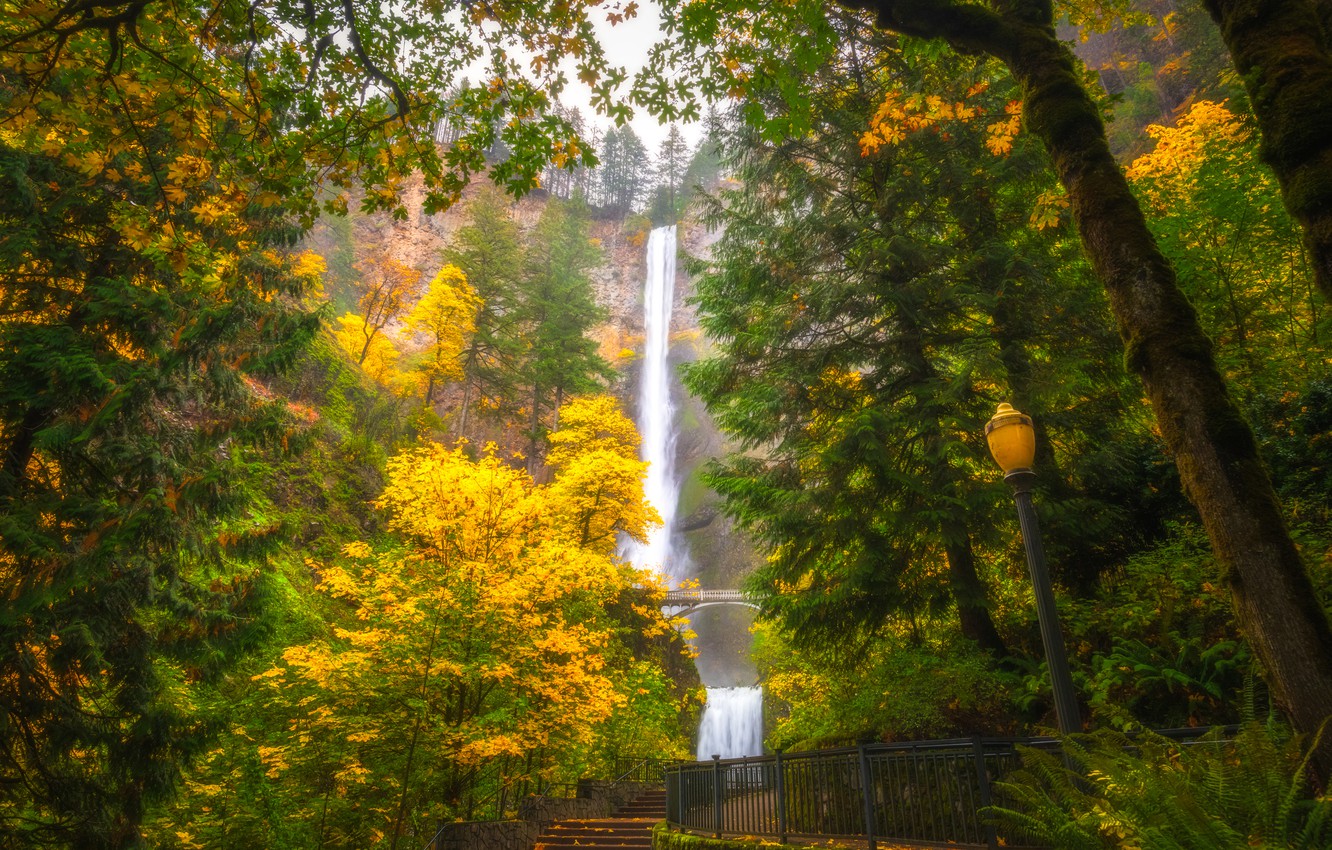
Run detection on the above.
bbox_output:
[333,313,401,385]
[401,264,479,404]
[243,395,684,849]
[545,395,662,553]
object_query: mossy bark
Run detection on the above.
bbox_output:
[998,16,1332,766]
[841,0,1332,770]
[1203,0,1332,300]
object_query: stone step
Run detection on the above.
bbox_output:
[534,843,653,849]
[550,819,657,827]
[614,812,663,818]
[546,826,655,836]
[531,787,666,850]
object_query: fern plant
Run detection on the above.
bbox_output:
[986,723,1331,849]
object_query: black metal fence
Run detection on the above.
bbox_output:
[665,730,1225,850]
[612,756,672,784]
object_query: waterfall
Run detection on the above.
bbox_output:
[696,687,764,760]
[629,224,763,761]
[625,226,684,586]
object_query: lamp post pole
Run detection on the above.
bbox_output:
[986,404,1081,736]
[1005,468,1080,736]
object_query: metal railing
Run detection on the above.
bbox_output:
[612,755,673,784]
[666,730,1228,850]
[661,589,749,604]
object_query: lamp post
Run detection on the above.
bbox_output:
[986,403,1081,736]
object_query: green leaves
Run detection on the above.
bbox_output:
[989,725,1332,849]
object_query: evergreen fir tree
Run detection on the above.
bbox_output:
[685,39,1156,661]
[0,85,319,849]
[517,198,615,469]
[442,187,525,438]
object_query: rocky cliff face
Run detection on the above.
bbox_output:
[304,178,759,601]
[304,181,650,366]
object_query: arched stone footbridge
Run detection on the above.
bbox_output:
[660,589,759,616]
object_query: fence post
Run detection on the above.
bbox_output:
[712,754,724,838]
[858,744,877,850]
[972,737,999,850]
[774,749,787,844]
[666,767,676,825]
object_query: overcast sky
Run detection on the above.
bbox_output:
[568,1,706,155]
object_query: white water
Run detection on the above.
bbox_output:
[625,226,685,585]
[628,225,764,762]
[696,687,764,760]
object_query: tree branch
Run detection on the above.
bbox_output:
[834,0,1015,56]
[340,0,411,119]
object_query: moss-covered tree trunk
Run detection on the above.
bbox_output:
[1202,0,1332,300]
[999,17,1332,760]
[842,0,1332,764]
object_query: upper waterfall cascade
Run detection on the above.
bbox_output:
[624,226,684,586]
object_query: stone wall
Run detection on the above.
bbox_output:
[432,820,541,850]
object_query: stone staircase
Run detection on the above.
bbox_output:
[532,788,665,849]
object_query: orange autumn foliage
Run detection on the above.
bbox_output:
[859,80,1021,159]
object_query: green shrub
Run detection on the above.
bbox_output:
[988,723,1332,849]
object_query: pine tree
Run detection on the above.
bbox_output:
[682,106,728,197]
[0,60,320,850]
[684,40,1152,663]
[441,187,526,438]
[652,124,690,222]
[597,126,651,212]
[517,198,615,469]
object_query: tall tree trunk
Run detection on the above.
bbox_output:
[455,342,484,438]
[841,0,1332,764]
[1202,0,1332,300]
[941,519,1011,657]
[1001,12,1332,760]
[528,383,541,475]
[1,405,45,495]
[898,316,1010,657]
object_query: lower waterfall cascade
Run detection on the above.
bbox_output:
[696,686,764,760]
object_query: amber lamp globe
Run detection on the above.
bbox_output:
[985,403,1035,474]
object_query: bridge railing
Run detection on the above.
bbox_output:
[666,729,1228,850]
[661,589,749,603]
